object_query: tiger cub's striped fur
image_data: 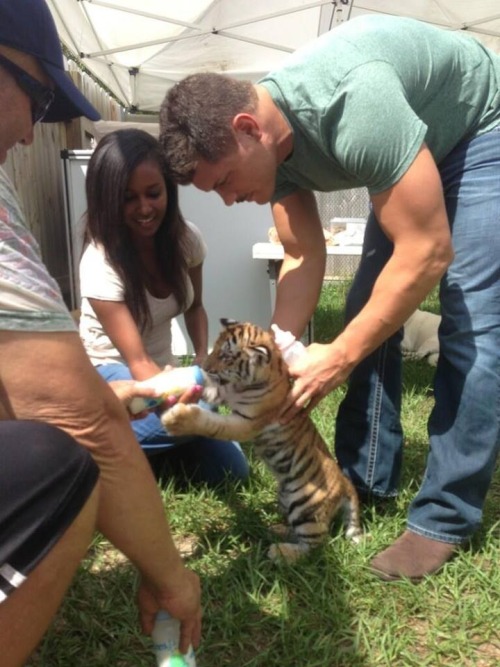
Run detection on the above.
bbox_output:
[162,319,361,562]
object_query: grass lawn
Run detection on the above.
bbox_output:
[28,283,500,667]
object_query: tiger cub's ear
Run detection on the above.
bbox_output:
[249,345,272,364]
[220,318,239,328]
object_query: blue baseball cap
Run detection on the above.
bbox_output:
[0,0,100,122]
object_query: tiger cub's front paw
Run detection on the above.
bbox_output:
[267,542,310,563]
[161,403,201,435]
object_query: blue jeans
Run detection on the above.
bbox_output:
[335,127,500,543]
[97,363,249,487]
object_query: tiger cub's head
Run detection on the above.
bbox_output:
[203,319,289,397]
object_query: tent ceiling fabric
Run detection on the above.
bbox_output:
[48,0,500,113]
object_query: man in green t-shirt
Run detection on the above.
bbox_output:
[159,14,500,581]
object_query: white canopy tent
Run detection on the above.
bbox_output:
[48,0,500,114]
[52,0,500,352]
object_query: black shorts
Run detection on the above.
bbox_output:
[0,420,99,603]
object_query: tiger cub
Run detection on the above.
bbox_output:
[162,319,362,562]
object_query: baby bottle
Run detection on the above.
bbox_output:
[128,365,205,415]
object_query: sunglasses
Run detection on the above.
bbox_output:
[0,52,55,124]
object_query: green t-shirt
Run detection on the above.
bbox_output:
[259,15,500,200]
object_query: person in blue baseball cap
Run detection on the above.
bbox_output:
[0,2,203,665]
[0,0,101,162]
[0,0,100,122]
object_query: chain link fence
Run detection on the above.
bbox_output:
[315,188,370,280]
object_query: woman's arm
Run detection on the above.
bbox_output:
[89,298,161,380]
[183,263,209,366]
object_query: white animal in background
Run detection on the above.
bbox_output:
[402,309,441,366]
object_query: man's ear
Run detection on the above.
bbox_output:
[232,113,261,139]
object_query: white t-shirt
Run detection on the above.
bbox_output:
[79,220,206,367]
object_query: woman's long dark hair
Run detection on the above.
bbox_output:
[84,128,190,331]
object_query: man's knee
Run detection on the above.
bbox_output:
[0,420,99,603]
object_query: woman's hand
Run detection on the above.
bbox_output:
[192,353,207,367]
[152,366,205,410]
[156,384,204,413]
[108,379,158,419]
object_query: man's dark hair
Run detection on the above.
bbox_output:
[159,73,257,184]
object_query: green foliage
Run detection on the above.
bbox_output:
[28,284,499,666]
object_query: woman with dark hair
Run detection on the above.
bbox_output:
[79,128,249,486]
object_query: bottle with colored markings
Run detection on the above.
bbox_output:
[152,610,197,667]
[128,365,205,415]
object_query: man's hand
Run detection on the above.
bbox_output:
[279,340,351,422]
[137,565,202,654]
